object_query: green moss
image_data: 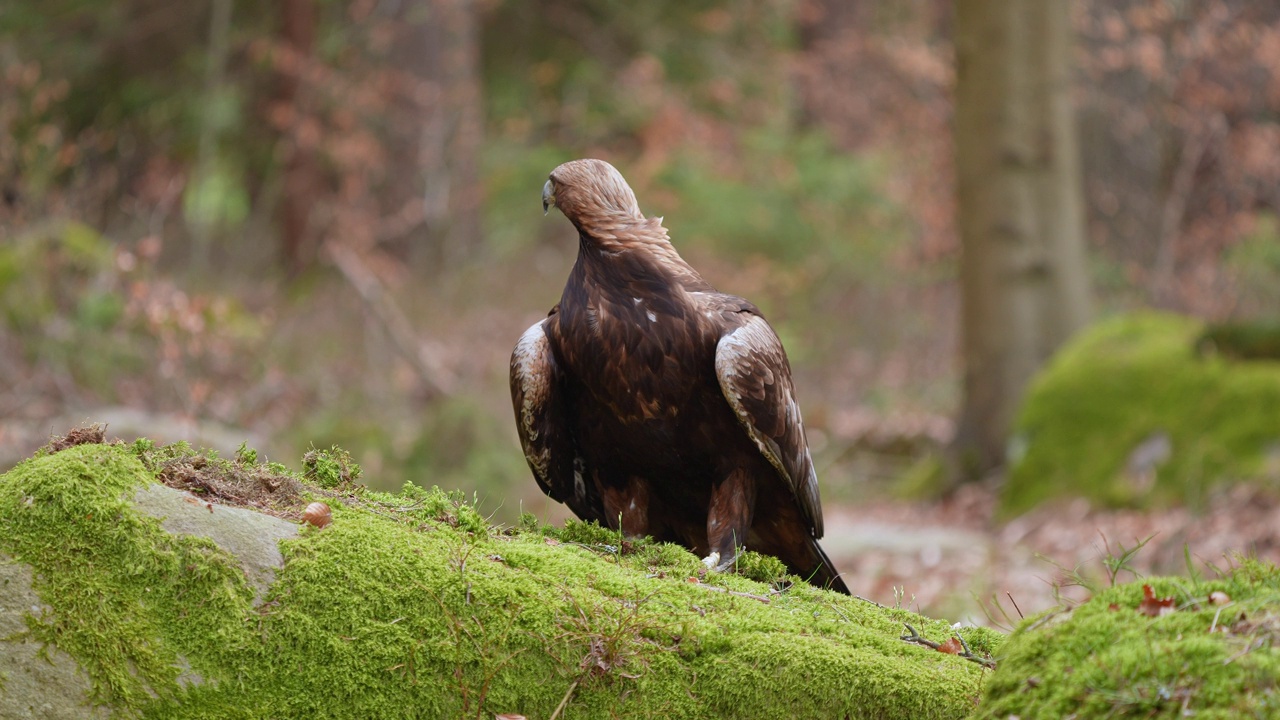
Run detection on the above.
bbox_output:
[975,561,1280,718]
[234,442,258,466]
[301,445,362,489]
[0,444,256,707]
[132,439,206,466]
[553,517,627,548]
[1,442,1001,719]
[733,551,788,585]
[1198,321,1280,361]
[1003,312,1280,516]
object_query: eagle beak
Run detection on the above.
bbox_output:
[542,179,555,216]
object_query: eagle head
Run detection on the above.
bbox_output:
[543,159,643,226]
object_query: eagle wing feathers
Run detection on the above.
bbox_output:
[714,312,824,538]
[510,317,602,523]
[510,320,558,491]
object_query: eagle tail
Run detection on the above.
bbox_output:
[806,540,851,595]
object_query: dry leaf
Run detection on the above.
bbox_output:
[1138,584,1175,617]
[495,715,527,720]
[544,537,560,546]
[938,637,963,655]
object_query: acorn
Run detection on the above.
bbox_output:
[302,502,332,528]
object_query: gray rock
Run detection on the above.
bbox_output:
[0,483,301,718]
[0,555,110,720]
[131,483,299,603]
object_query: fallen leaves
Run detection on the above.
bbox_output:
[937,637,964,655]
[1138,584,1175,617]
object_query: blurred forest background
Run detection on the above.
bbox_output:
[2,0,1279,617]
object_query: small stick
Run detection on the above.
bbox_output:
[900,623,941,649]
[901,624,997,669]
[692,583,772,604]
[1006,591,1024,620]
[956,633,997,669]
[1224,637,1265,666]
[549,678,580,720]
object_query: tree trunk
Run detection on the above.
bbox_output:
[277,0,319,275]
[950,0,1093,481]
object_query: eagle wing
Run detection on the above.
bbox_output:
[509,316,605,523]
[714,311,824,537]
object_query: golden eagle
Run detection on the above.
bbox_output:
[510,159,848,594]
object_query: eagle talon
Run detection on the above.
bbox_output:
[702,551,738,574]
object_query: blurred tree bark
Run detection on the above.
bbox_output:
[277,0,319,275]
[386,0,483,271]
[950,0,1093,482]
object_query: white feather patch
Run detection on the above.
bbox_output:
[715,317,791,483]
[512,321,552,480]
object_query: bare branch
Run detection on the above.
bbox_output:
[323,240,453,398]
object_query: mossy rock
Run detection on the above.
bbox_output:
[1003,312,1280,517]
[1198,320,1280,361]
[976,561,1280,718]
[0,440,1002,719]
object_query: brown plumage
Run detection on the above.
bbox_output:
[510,158,849,594]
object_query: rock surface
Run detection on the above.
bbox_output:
[132,483,298,602]
[0,555,109,720]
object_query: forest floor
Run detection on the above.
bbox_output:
[822,480,1280,627]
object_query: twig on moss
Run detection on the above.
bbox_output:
[1224,637,1266,665]
[368,497,429,512]
[826,602,852,623]
[549,678,580,720]
[562,541,620,559]
[854,594,887,609]
[955,632,997,669]
[900,623,941,650]
[691,582,772,604]
[900,623,997,669]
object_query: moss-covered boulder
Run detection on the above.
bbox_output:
[0,439,1001,719]
[1003,312,1280,516]
[976,561,1280,718]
